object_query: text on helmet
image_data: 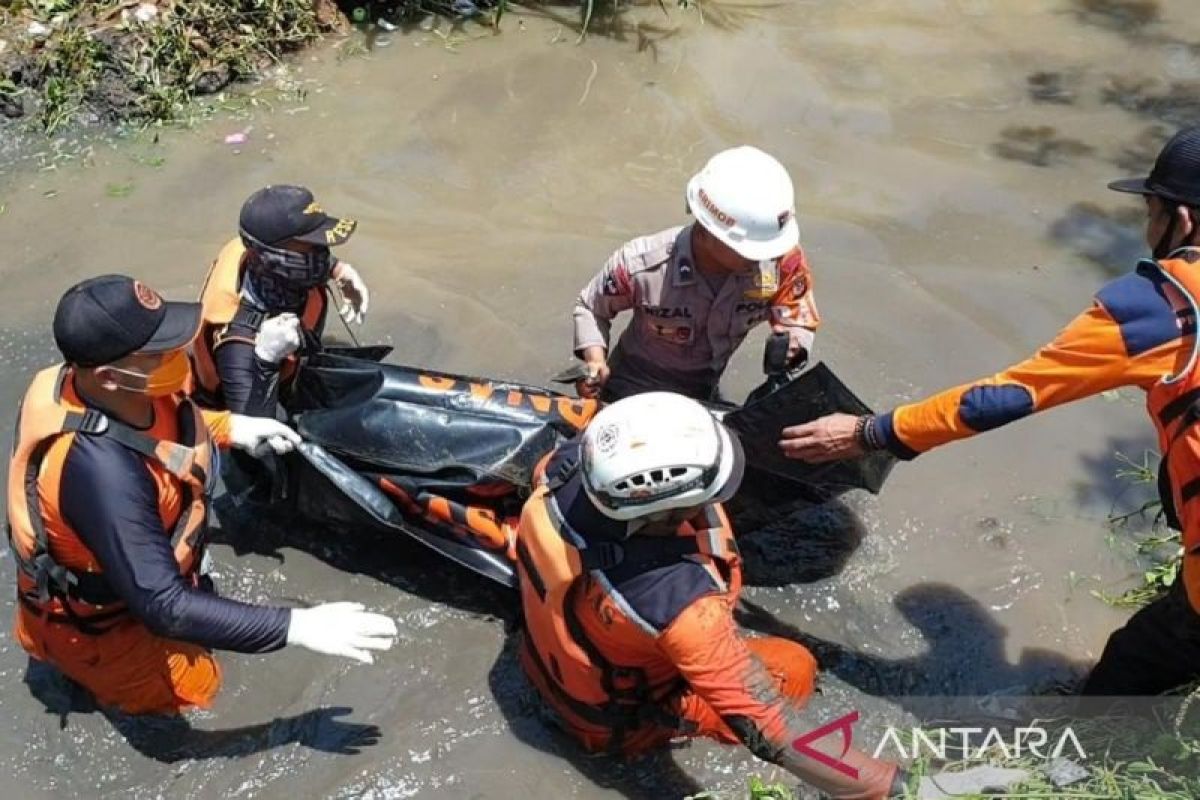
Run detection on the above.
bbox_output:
[698,188,737,228]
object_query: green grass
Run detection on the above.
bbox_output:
[1098,449,1181,609]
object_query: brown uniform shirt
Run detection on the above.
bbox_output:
[573,224,820,399]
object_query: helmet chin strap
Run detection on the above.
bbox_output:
[1154,205,1181,261]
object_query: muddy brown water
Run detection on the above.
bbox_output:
[2,1,1199,797]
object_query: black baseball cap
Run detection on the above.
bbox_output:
[53,275,201,367]
[1109,126,1200,206]
[239,185,356,247]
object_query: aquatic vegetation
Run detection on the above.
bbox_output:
[993,125,1096,168]
[1096,450,1181,610]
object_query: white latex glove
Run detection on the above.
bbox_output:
[332,262,369,325]
[916,766,1030,798]
[229,414,301,458]
[254,312,302,364]
[286,602,398,664]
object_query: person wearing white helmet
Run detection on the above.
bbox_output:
[514,392,904,797]
[572,146,820,402]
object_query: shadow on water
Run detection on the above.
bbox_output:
[1073,433,1164,523]
[23,659,382,763]
[486,633,707,800]
[736,584,1089,709]
[1048,201,1145,276]
[735,496,867,588]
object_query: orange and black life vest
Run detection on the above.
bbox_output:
[514,456,740,751]
[1147,251,1200,611]
[6,365,215,632]
[191,238,327,404]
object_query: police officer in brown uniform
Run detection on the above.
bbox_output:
[572,146,820,402]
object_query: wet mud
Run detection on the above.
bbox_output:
[1,1,1199,797]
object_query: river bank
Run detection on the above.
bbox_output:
[0,0,534,136]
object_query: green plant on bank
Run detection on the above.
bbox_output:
[7,0,326,132]
[1097,450,1183,609]
[35,23,103,134]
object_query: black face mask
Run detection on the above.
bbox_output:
[241,231,335,288]
[246,267,308,311]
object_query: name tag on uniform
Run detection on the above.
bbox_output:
[647,320,694,344]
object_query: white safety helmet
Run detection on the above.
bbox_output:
[580,392,745,521]
[685,145,800,261]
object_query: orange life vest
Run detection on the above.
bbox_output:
[515,469,740,750]
[191,238,327,403]
[6,365,214,631]
[1147,251,1200,612]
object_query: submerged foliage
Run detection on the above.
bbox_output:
[1099,449,1181,609]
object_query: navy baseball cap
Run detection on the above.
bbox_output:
[239,185,356,247]
[1110,126,1200,206]
[53,275,201,367]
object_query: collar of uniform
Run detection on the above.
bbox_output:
[671,224,699,288]
[551,471,630,543]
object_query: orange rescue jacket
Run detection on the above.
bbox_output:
[515,471,740,751]
[1146,252,1200,611]
[191,238,327,402]
[7,365,215,631]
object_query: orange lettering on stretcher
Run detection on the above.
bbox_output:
[419,375,456,391]
[469,382,496,402]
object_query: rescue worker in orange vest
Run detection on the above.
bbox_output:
[780,126,1200,695]
[515,392,1024,798]
[8,275,397,715]
[572,146,820,402]
[191,185,370,417]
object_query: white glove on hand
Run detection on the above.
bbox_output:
[287,602,398,664]
[229,415,301,458]
[254,312,303,364]
[332,262,369,325]
[916,766,1030,799]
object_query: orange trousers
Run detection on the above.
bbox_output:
[15,606,222,715]
[525,635,818,755]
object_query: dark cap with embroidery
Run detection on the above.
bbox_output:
[239,185,356,247]
[1110,126,1200,206]
[53,275,201,367]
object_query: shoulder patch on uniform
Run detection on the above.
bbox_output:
[1095,267,1185,357]
[630,244,673,274]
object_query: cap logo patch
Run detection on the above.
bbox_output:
[777,210,793,230]
[698,188,737,228]
[325,217,356,244]
[133,281,163,310]
[304,201,325,215]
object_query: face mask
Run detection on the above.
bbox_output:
[105,350,192,397]
[242,231,335,288]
